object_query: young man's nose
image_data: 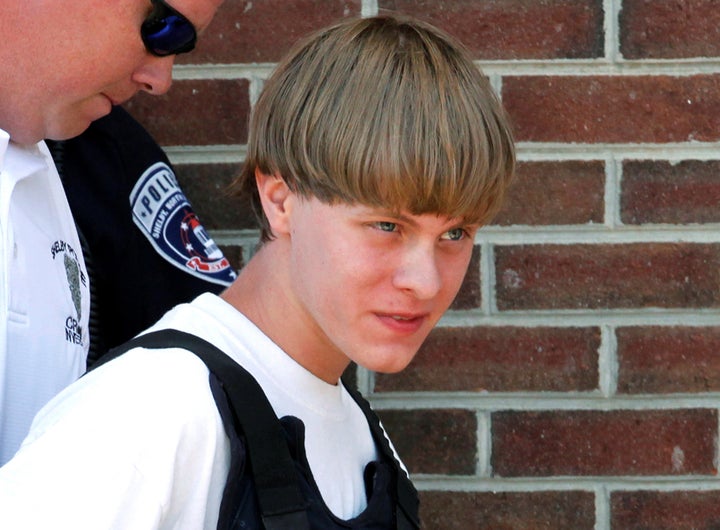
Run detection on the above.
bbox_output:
[133,55,175,96]
[392,245,443,300]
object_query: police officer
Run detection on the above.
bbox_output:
[48,106,236,365]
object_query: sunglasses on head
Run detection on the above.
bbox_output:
[141,0,197,57]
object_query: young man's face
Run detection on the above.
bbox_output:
[284,195,478,381]
[1,0,222,144]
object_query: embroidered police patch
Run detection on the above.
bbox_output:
[130,162,236,285]
[51,239,88,346]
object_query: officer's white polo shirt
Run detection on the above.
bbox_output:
[0,129,89,465]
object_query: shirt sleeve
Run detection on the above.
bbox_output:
[0,347,230,530]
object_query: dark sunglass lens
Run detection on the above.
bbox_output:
[144,16,196,56]
[141,1,197,57]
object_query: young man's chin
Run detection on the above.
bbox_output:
[362,345,421,375]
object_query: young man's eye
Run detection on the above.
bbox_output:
[441,228,467,241]
[373,221,398,232]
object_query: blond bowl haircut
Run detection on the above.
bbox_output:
[235,14,516,243]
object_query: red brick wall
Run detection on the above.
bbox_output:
[127,1,720,528]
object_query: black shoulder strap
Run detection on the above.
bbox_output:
[343,383,421,529]
[94,329,310,530]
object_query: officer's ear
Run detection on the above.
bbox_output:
[255,168,292,237]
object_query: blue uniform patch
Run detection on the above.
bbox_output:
[131,162,236,286]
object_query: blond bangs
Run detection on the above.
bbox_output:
[238,15,515,239]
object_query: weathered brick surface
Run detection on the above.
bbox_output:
[622,160,720,224]
[376,409,476,475]
[495,243,720,310]
[375,326,600,392]
[174,163,256,231]
[449,246,481,310]
[611,490,720,529]
[420,490,596,530]
[182,0,363,64]
[492,409,718,476]
[493,161,605,226]
[378,0,604,59]
[125,79,250,145]
[503,75,720,143]
[620,0,720,59]
[617,326,720,394]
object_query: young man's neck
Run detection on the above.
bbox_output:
[220,242,350,385]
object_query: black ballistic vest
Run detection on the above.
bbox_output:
[96,330,421,529]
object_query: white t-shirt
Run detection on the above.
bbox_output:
[0,130,89,465]
[0,293,379,529]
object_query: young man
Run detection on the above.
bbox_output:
[0,14,515,529]
[0,0,224,464]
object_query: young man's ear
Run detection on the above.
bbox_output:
[255,168,292,237]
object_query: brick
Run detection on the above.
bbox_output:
[182,0,363,64]
[375,326,600,392]
[611,490,720,529]
[620,0,720,59]
[420,490,596,530]
[495,243,720,310]
[622,160,720,224]
[125,79,250,146]
[378,0,604,60]
[617,326,720,394]
[449,245,481,310]
[174,163,257,231]
[503,75,720,143]
[493,161,605,226]
[492,409,717,476]
[376,409,476,475]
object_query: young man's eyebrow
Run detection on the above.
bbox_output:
[365,208,417,225]
[368,208,474,231]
